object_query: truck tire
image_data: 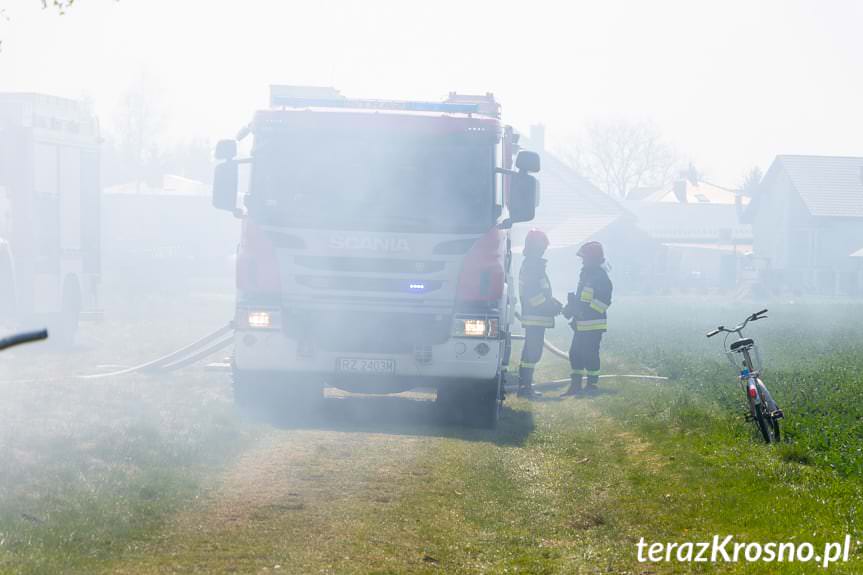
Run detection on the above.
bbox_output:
[469,373,502,429]
[436,374,502,429]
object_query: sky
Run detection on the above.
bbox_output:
[1,0,861,186]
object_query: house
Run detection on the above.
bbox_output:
[745,155,863,295]
[516,126,659,293]
[625,179,753,290]
[103,175,238,294]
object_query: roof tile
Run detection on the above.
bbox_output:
[777,155,863,217]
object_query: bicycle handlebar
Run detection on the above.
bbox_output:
[0,329,49,352]
[705,309,769,338]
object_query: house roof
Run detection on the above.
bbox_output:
[545,214,621,249]
[518,141,629,250]
[771,155,863,217]
[623,200,752,243]
[631,181,748,205]
[626,186,665,202]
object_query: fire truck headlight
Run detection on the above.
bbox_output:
[453,317,498,338]
[245,310,279,330]
[463,319,486,337]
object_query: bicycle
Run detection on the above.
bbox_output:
[707,309,783,444]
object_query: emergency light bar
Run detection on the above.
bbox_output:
[269,86,480,114]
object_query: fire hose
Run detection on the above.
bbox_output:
[75,318,667,383]
[0,320,666,396]
[78,323,235,380]
[70,315,666,386]
[507,311,668,389]
[507,333,667,389]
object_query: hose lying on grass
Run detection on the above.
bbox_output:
[77,323,234,380]
[508,332,668,389]
[2,320,667,387]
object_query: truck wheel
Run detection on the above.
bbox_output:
[437,376,501,429]
[232,368,265,409]
[468,374,502,429]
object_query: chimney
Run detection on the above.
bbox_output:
[529,124,545,152]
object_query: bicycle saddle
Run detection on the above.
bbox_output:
[729,338,754,351]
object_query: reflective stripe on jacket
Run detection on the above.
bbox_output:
[573,264,613,333]
[519,256,557,329]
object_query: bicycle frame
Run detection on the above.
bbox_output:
[738,349,761,406]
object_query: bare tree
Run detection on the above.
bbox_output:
[567,120,677,199]
[40,0,75,13]
[1,2,118,50]
[739,166,763,198]
[109,76,166,191]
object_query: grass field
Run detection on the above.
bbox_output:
[1,296,862,573]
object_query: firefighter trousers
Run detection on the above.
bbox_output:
[569,331,603,385]
[519,326,546,388]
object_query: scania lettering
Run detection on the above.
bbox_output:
[329,236,411,252]
[212,86,540,428]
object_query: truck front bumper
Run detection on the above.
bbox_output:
[233,328,502,383]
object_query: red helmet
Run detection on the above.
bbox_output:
[577,241,604,263]
[524,229,550,255]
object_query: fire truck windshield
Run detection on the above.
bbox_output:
[248,130,495,233]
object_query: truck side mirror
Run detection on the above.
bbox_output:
[515,150,541,173]
[212,160,239,212]
[509,172,537,223]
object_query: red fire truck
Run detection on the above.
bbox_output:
[0,93,101,340]
[212,86,540,427]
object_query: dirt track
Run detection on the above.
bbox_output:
[180,426,431,532]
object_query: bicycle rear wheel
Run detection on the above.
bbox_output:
[749,397,775,444]
[770,415,781,442]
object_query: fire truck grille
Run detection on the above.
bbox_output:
[284,310,451,354]
[294,256,445,274]
[296,276,444,293]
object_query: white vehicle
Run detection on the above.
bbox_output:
[0,93,101,340]
[212,86,540,427]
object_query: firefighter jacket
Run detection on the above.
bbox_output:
[519,256,560,328]
[568,264,613,332]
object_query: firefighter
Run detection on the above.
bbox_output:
[561,241,612,396]
[518,229,563,399]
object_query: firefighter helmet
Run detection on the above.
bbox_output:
[524,229,550,255]
[577,241,605,263]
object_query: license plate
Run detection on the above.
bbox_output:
[336,358,396,374]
